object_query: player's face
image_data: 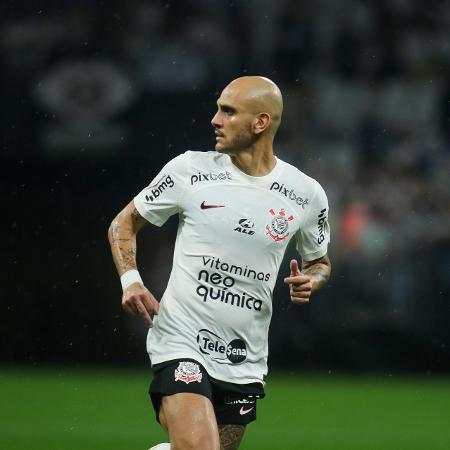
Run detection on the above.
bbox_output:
[211,89,256,154]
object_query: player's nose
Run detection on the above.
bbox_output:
[211,111,222,128]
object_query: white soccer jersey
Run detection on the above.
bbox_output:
[134,151,330,385]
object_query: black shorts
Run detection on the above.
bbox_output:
[149,359,265,426]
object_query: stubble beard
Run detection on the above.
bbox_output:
[216,125,255,155]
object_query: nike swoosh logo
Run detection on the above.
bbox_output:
[239,406,254,415]
[200,201,225,209]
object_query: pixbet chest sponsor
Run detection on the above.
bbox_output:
[191,170,232,185]
[270,182,309,208]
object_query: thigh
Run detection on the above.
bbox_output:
[150,360,221,450]
[161,392,220,450]
[150,359,213,423]
[218,424,246,450]
[213,389,260,450]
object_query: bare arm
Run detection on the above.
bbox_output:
[284,254,331,304]
[301,254,332,294]
[219,424,246,450]
[108,201,148,275]
[108,201,159,326]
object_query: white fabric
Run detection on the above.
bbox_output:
[149,444,170,450]
[134,151,330,385]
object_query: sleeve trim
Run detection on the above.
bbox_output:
[176,150,192,208]
[133,198,164,227]
[302,178,320,227]
[301,248,328,262]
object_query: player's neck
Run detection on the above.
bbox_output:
[229,146,276,177]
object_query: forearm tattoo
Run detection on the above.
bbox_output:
[302,255,331,293]
[109,207,146,275]
[219,424,245,450]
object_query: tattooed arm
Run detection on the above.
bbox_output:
[284,254,331,304]
[219,424,246,450]
[302,254,331,294]
[108,201,148,275]
[108,201,159,326]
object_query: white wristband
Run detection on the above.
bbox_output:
[120,269,143,291]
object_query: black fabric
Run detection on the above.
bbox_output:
[149,358,264,425]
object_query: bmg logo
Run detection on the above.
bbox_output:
[145,174,174,202]
[317,208,327,244]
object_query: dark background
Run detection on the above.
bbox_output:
[2,0,449,373]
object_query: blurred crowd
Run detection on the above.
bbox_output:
[2,0,449,369]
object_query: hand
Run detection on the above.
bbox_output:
[283,259,312,305]
[122,282,160,327]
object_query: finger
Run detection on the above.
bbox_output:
[291,296,310,305]
[290,281,311,296]
[284,274,310,285]
[290,259,300,276]
[140,292,160,315]
[290,288,311,298]
[134,299,154,327]
[291,280,312,291]
[122,297,138,315]
[290,287,310,297]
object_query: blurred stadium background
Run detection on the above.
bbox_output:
[1,0,450,449]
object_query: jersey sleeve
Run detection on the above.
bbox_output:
[133,152,190,226]
[295,180,330,261]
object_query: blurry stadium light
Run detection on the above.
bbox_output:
[32,60,137,159]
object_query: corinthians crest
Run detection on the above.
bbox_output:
[174,361,203,384]
[266,208,294,242]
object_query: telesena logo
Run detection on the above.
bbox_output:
[270,182,309,208]
[191,170,232,185]
[197,329,247,363]
[317,208,327,244]
[144,174,174,202]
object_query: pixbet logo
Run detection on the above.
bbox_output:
[317,208,327,244]
[144,174,174,202]
[190,170,232,185]
[270,182,309,208]
[197,329,247,363]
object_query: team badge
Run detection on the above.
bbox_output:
[266,208,294,242]
[174,361,203,384]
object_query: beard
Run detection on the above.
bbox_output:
[216,123,256,154]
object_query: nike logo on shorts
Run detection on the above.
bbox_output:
[239,406,254,415]
[200,201,225,209]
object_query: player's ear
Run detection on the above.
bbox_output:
[254,112,271,135]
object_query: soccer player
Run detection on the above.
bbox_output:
[108,76,331,450]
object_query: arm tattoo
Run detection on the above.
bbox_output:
[219,424,245,450]
[108,206,147,275]
[131,207,143,223]
[302,255,331,293]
